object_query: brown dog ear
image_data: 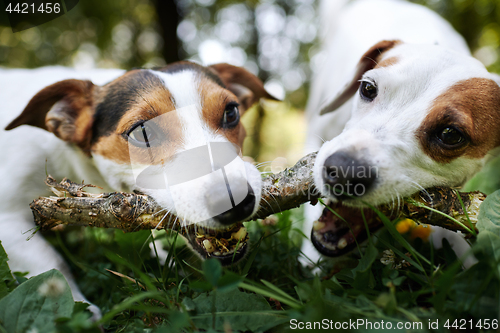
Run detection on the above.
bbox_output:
[209,63,279,110]
[320,40,401,115]
[5,79,98,150]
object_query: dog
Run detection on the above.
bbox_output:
[302,0,500,265]
[0,62,275,315]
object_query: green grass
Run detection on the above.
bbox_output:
[1,191,500,332]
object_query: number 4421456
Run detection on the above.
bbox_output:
[5,3,61,14]
[444,319,498,330]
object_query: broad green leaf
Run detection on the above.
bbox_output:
[464,154,500,194]
[475,231,500,278]
[55,302,101,333]
[449,262,498,319]
[392,276,406,287]
[114,229,151,262]
[351,242,378,276]
[189,280,212,292]
[190,288,286,332]
[374,292,397,314]
[182,297,196,311]
[477,189,500,237]
[350,242,378,290]
[0,269,74,333]
[239,282,301,309]
[0,241,15,299]
[203,258,222,288]
[216,271,243,293]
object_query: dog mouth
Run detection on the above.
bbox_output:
[311,201,384,257]
[181,222,249,265]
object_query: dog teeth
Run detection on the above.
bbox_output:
[203,239,215,253]
[337,238,347,249]
[231,227,247,240]
[313,220,325,231]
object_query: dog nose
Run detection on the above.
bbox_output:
[206,182,256,225]
[322,151,376,198]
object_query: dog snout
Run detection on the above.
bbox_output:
[206,180,256,225]
[322,151,376,199]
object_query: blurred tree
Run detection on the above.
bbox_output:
[411,0,500,73]
[2,0,498,106]
[154,0,182,63]
[0,0,165,69]
[0,0,499,162]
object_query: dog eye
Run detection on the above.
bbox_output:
[359,81,378,101]
[127,123,159,147]
[437,127,467,147]
[222,102,240,129]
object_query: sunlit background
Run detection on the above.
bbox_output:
[1,0,499,168]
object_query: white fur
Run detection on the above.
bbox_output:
[92,70,262,226]
[0,66,262,318]
[303,0,497,266]
[0,67,124,318]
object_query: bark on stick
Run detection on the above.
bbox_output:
[31,152,485,235]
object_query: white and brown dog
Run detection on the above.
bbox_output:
[303,0,500,264]
[0,62,275,314]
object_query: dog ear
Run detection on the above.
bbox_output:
[5,79,98,150]
[209,63,279,111]
[320,40,401,115]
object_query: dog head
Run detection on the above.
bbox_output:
[316,40,500,207]
[6,61,276,262]
[310,41,500,256]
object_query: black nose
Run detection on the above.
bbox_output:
[322,151,376,199]
[206,182,256,225]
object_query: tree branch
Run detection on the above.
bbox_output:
[30,152,485,235]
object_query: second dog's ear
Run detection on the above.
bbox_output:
[209,63,279,111]
[320,40,401,115]
[5,79,97,150]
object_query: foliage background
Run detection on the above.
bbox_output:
[1,0,500,165]
[1,0,500,102]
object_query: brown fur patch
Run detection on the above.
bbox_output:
[362,41,402,68]
[198,76,246,148]
[375,56,399,68]
[209,63,279,108]
[92,80,183,165]
[417,78,500,163]
[320,40,402,114]
[92,65,266,165]
[6,79,97,151]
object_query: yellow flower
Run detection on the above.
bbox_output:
[410,224,432,241]
[396,219,415,234]
[396,219,432,241]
